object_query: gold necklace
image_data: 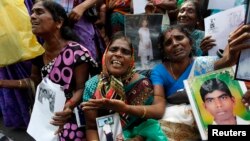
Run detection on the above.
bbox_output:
[169,62,177,80]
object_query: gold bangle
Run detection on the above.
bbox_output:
[141,106,146,118]
[19,80,22,87]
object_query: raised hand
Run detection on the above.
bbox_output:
[221,24,250,66]
[200,35,216,54]
[228,24,250,51]
[68,4,85,21]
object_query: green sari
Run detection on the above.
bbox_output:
[83,74,167,140]
[83,74,153,127]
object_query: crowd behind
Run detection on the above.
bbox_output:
[1,0,250,141]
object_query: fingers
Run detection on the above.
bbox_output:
[81,99,128,113]
[229,24,247,40]
[108,0,116,9]
[51,114,71,126]
[200,36,216,52]
[228,24,250,52]
[201,43,216,52]
[229,32,250,47]
[51,108,72,126]
[68,11,81,21]
[242,90,250,107]
[81,101,100,110]
[80,99,108,111]
[200,36,215,46]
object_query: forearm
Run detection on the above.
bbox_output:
[85,110,99,140]
[214,57,231,70]
[126,101,165,119]
[0,78,32,89]
[157,0,177,10]
[65,88,83,109]
[78,0,98,12]
[214,45,238,70]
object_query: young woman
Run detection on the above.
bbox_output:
[1,1,97,140]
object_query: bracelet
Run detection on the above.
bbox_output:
[66,99,75,107]
[19,80,22,87]
[141,106,146,118]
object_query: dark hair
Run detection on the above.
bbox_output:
[109,31,133,53]
[36,0,79,42]
[180,0,203,23]
[158,25,194,60]
[200,78,233,102]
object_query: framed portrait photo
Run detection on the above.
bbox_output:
[184,67,250,140]
[235,0,250,81]
[96,113,123,141]
[124,14,163,70]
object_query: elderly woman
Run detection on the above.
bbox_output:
[81,32,167,141]
[177,0,216,56]
[0,1,98,140]
[150,24,250,140]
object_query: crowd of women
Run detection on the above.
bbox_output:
[1,0,250,141]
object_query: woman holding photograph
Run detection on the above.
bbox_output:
[150,24,250,140]
[0,0,36,130]
[138,18,153,70]
[81,32,167,141]
[0,1,98,140]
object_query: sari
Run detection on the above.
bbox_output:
[32,41,97,141]
[83,40,167,140]
[0,61,32,128]
[191,29,204,56]
[83,75,167,140]
[105,0,131,38]
[0,0,34,129]
[150,56,218,141]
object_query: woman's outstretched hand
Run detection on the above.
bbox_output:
[81,98,129,113]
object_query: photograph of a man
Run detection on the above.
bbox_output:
[200,78,250,125]
[102,120,113,141]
